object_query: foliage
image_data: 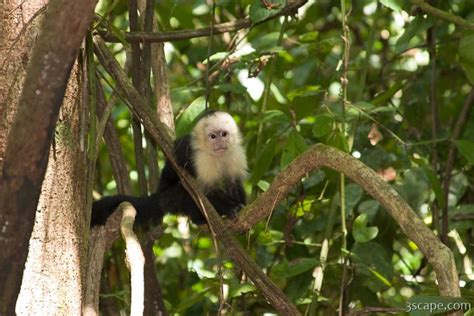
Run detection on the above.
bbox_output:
[93,0,474,314]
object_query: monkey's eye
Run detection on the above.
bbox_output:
[209,133,216,139]
[221,131,227,137]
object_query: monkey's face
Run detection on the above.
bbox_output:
[193,111,242,156]
[207,129,230,154]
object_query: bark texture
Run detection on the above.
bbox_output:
[16,66,90,314]
[0,0,97,313]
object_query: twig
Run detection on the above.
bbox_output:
[205,1,217,110]
[96,75,133,195]
[428,24,440,232]
[339,1,351,313]
[441,89,474,243]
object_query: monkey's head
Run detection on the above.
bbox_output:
[192,111,242,156]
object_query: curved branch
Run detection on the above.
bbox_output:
[99,0,308,43]
[234,144,460,298]
[410,0,474,30]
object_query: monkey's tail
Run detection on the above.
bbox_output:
[90,193,162,227]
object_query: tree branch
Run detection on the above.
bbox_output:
[120,202,145,316]
[410,0,474,30]
[233,144,460,298]
[99,0,308,43]
[441,88,474,243]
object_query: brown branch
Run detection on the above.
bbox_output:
[441,88,474,243]
[142,0,160,192]
[232,144,460,298]
[84,207,124,314]
[427,24,441,233]
[92,35,300,315]
[410,0,474,30]
[99,0,308,43]
[348,306,404,315]
[96,81,132,195]
[143,228,168,316]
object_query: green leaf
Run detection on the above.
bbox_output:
[250,32,281,50]
[358,200,380,222]
[299,31,319,43]
[252,138,277,184]
[455,140,474,164]
[257,180,270,192]
[312,114,334,137]
[459,33,474,84]
[230,283,256,298]
[175,289,209,312]
[459,33,474,64]
[325,130,349,152]
[214,83,247,94]
[450,204,474,231]
[371,82,404,106]
[351,242,394,289]
[395,16,433,54]
[281,130,307,169]
[287,85,322,101]
[352,214,379,243]
[272,258,318,278]
[460,62,474,84]
[424,167,445,209]
[344,183,364,212]
[249,0,285,24]
[262,109,290,123]
[175,97,205,138]
[379,0,402,12]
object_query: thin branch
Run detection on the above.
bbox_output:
[410,0,474,30]
[129,0,148,195]
[99,0,308,43]
[348,306,404,315]
[96,76,133,195]
[441,88,474,243]
[428,24,440,233]
[339,1,351,313]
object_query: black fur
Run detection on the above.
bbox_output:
[91,135,246,226]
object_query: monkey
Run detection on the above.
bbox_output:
[91,110,247,227]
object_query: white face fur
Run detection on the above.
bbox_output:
[191,111,247,188]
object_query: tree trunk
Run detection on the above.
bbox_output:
[15,64,90,314]
[0,0,44,174]
[0,0,97,313]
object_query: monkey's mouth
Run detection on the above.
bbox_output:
[213,143,228,153]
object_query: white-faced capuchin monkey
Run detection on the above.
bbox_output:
[91,110,247,227]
